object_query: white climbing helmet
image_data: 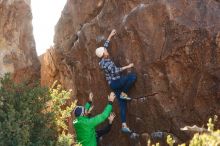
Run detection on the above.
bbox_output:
[95,47,105,58]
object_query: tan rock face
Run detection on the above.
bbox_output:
[0,0,39,82]
[41,0,220,145]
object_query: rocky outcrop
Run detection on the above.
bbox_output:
[0,0,39,82]
[41,0,220,145]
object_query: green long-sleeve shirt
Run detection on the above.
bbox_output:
[73,102,112,146]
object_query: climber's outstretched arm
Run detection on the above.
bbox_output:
[104,29,116,49]
[104,29,134,71]
[107,29,116,41]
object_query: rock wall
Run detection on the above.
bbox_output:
[0,0,39,82]
[41,0,220,145]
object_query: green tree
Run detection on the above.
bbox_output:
[0,74,79,146]
[0,73,56,146]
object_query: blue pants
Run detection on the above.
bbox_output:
[110,73,137,123]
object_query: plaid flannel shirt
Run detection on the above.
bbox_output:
[99,40,122,84]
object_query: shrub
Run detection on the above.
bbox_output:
[189,116,220,146]
[0,74,78,146]
[49,81,77,146]
[0,74,56,146]
[167,116,220,146]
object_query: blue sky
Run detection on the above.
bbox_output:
[31,0,67,55]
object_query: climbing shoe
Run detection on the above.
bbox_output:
[120,92,131,100]
[121,127,132,133]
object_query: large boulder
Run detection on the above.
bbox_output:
[0,0,40,82]
[41,0,220,145]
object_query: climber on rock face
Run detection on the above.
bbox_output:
[95,29,137,133]
[72,92,116,146]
